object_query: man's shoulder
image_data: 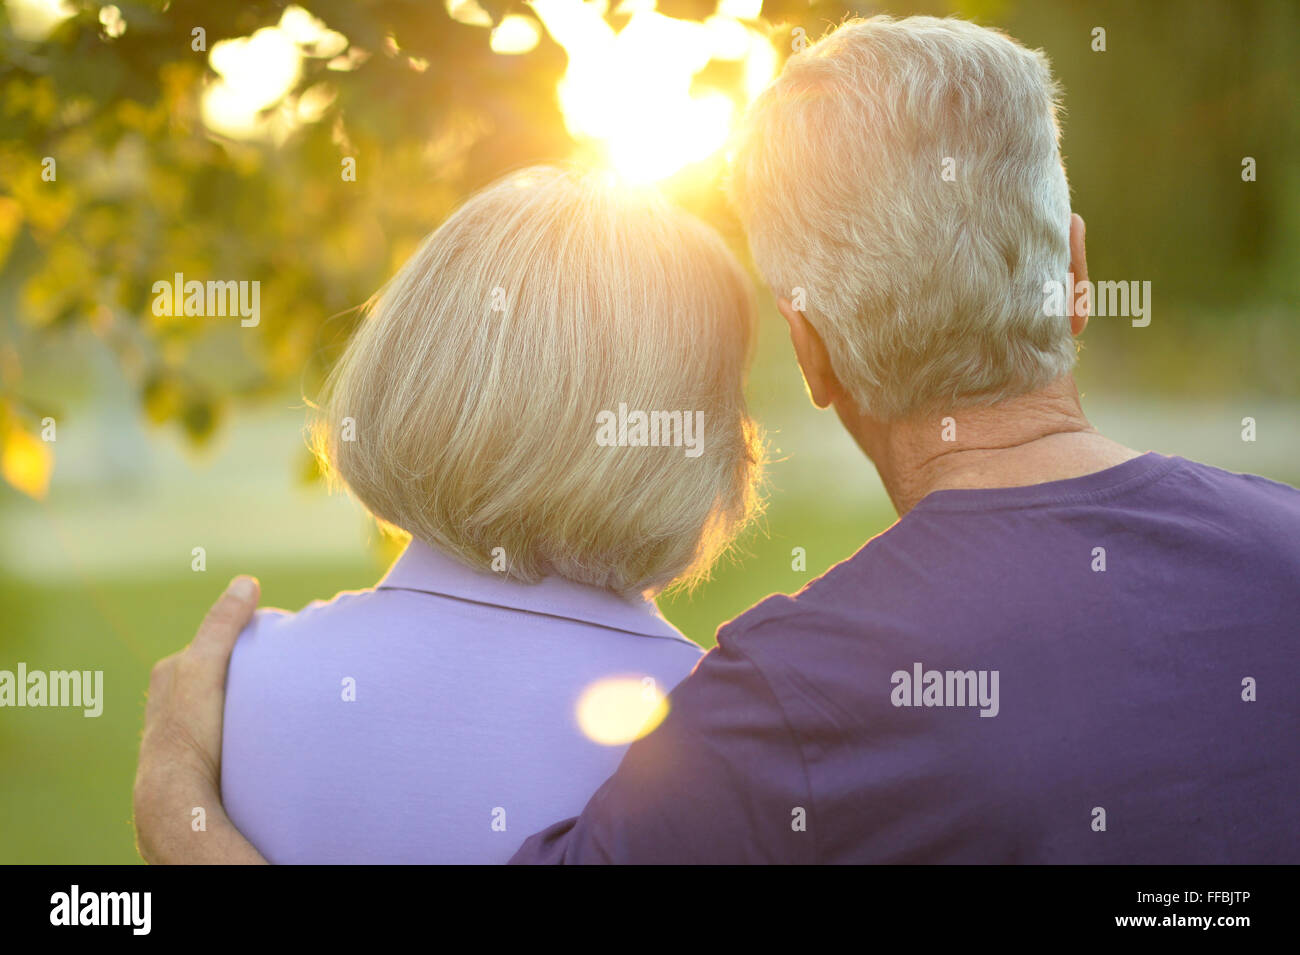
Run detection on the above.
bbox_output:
[715,520,918,655]
[1140,456,1300,548]
[1165,455,1300,505]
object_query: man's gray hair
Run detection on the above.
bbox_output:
[729,16,1076,420]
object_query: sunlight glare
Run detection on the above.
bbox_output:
[718,0,762,19]
[279,5,348,58]
[446,0,494,28]
[201,7,351,140]
[203,27,302,139]
[530,0,778,182]
[491,14,542,55]
[575,676,670,746]
[6,0,76,42]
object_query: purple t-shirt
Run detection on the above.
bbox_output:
[512,454,1300,863]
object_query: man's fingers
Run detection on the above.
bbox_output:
[134,577,261,865]
[190,576,260,660]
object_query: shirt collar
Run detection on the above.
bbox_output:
[376,538,690,644]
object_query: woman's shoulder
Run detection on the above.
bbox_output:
[227,586,389,673]
[229,583,703,678]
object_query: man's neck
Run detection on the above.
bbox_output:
[845,376,1141,515]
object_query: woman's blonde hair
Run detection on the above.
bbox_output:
[313,165,764,595]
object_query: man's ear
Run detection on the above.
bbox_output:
[776,298,839,409]
[1068,213,1089,335]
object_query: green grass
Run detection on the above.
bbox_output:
[0,562,378,864]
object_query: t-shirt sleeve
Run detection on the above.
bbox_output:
[509,620,816,863]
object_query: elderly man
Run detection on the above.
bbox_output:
[135,15,1300,864]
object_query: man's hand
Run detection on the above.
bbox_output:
[133,576,269,864]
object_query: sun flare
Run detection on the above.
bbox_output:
[575,676,671,745]
[194,1,775,176]
[531,0,776,182]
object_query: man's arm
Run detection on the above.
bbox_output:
[133,577,269,864]
[511,621,816,864]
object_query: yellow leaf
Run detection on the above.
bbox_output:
[2,422,53,500]
[0,196,22,267]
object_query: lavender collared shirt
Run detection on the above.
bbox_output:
[220,541,703,863]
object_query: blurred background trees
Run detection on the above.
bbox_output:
[1,0,1296,482]
[0,0,846,464]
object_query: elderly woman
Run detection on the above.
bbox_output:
[167,165,763,864]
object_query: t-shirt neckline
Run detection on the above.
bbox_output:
[911,451,1180,512]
